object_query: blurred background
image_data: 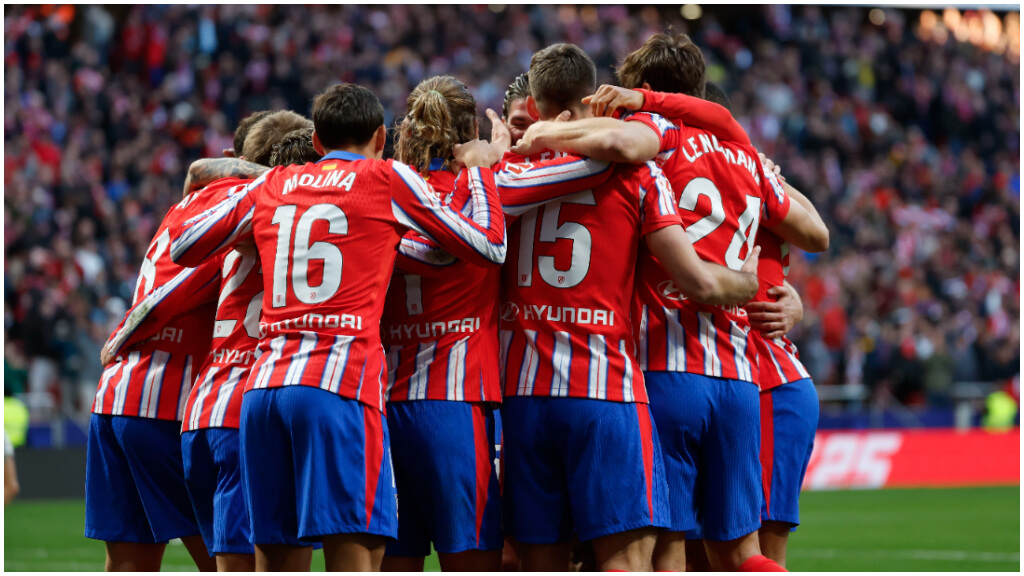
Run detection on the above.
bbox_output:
[2,4,1019,571]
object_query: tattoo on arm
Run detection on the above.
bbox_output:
[185,158,268,194]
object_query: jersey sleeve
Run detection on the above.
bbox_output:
[167,172,270,267]
[758,160,791,227]
[389,161,507,267]
[103,254,223,358]
[619,111,682,163]
[630,89,751,145]
[494,154,613,215]
[638,161,684,236]
[394,232,457,277]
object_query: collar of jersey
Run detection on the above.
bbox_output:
[428,158,446,171]
[319,150,366,162]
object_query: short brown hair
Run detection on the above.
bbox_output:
[233,110,272,157]
[394,75,477,174]
[502,73,530,118]
[312,83,385,151]
[617,33,706,98]
[241,110,312,166]
[528,43,596,118]
[703,81,732,113]
[269,127,322,167]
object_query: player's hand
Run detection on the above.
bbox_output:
[740,245,760,277]
[582,84,645,118]
[100,347,114,367]
[747,283,803,339]
[758,152,786,182]
[487,108,512,153]
[509,112,568,156]
[453,139,503,169]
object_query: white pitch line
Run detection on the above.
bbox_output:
[790,548,1020,563]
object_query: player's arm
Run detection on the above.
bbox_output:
[183,158,269,196]
[639,163,759,305]
[758,157,829,253]
[647,226,760,305]
[389,155,507,267]
[746,280,804,339]
[510,116,660,164]
[584,86,751,145]
[100,256,223,365]
[491,154,613,215]
[394,233,457,278]
[168,172,272,267]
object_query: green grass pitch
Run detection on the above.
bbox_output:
[4,486,1019,571]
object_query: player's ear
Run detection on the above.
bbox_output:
[373,125,387,154]
[526,96,540,121]
[642,82,652,91]
[222,148,236,158]
[312,131,326,155]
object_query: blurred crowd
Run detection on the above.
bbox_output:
[4,5,1019,418]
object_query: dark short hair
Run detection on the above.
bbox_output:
[703,81,732,113]
[617,32,706,98]
[241,110,312,166]
[312,84,385,150]
[528,43,596,117]
[503,73,531,118]
[269,127,322,167]
[233,110,272,157]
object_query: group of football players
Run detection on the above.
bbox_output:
[84,32,829,572]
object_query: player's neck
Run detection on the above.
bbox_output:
[325,143,380,160]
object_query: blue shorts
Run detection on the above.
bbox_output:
[760,378,818,528]
[182,428,253,555]
[385,401,502,557]
[239,387,397,546]
[645,371,762,542]
[501,396,669,543]
[85,414,200,543]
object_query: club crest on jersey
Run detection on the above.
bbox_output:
[500,302,520,322]
[658,280,687,302]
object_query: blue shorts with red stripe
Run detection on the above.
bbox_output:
[645,371,762,542]
[239,387,397,546]
[182,428,253,555]
[501,396,669,543]
[385,401,502,557]
[760,378,819,529]
[85,414,200,543]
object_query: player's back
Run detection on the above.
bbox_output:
[633,123,784,383]
[94,202,220,421]
[246,152,409,410]
[382,167,501,402]
[182,243,264,431]
[501,156,680,403]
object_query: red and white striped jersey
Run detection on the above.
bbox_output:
[167,151,507,412]
[500,151,682,403]
[750,229,810,390]
[382,156,613,403]
[93,200,222,421]
[625,107,790,384]
[182,244,264,431]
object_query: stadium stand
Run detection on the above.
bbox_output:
[3,5,1019,426]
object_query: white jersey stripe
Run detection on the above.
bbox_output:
[209,367,244,427]
[447,337,470,401]
[189,368,216,430]
[665,307,686,372]
[410,342,437,401]
[111,352,142,415]
[550,331,573,397]
[319,335,355,394]
[698,312,722,377]
[254,337,286,389]
[177,355,194,420]
[138,350,170,418]
[588,335,609,400]
[516,330,540,396]
[282,332,318,386]
[619,340,635,403]
[776,337,811,379]
[764,340,789,382]
[93,363,120,414]
[385,345,403,399]
[638,305,649,371]
[729,321,752,382]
